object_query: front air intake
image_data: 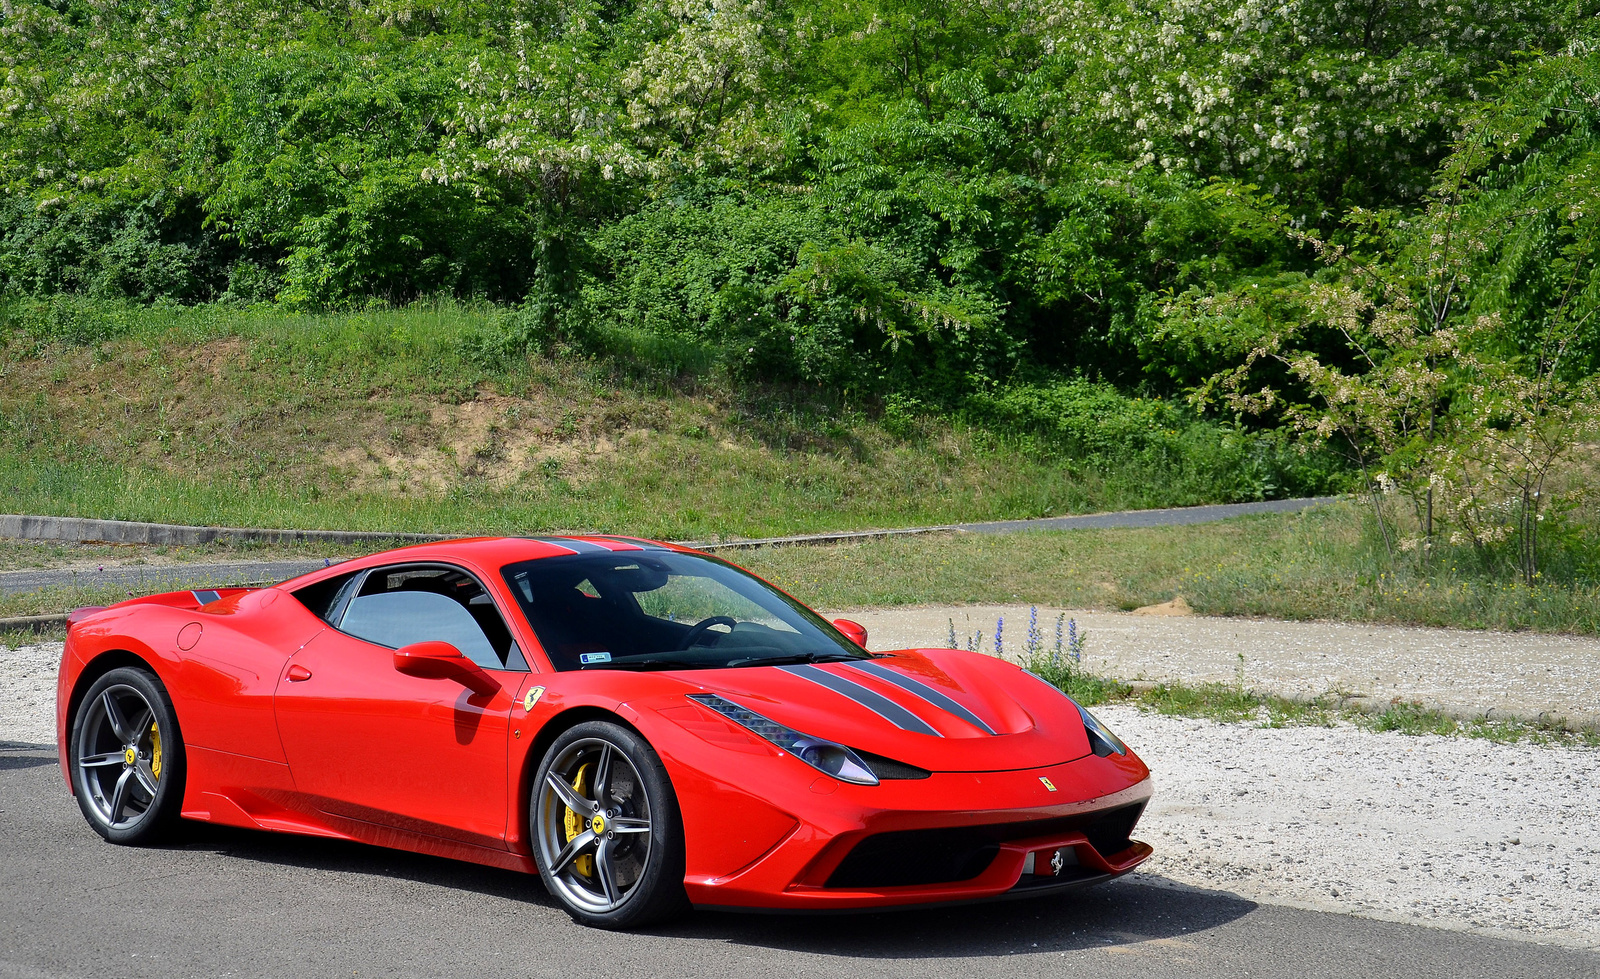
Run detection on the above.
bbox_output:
[825,803,1145,889]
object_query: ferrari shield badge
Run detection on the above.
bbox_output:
[1039,776,1057,792]
[523,686,546,711]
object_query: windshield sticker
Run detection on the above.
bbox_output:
[580,652,612,665]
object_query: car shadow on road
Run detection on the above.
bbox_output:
[0,743,56,770]
[161,821,1254,958]
[162,821,555,904]
[665,880,1257,959]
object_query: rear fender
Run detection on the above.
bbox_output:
[57,634,172,793]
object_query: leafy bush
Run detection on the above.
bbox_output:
[0,196,227,304]
[3,0,1597,520]
[962,379,1347,501]
[570,187,1007,391]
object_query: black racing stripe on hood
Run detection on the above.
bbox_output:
[778,664,941,737]
[844,660,997,735]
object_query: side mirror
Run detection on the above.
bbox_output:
[394,641,500,696]
[832,618,868,649]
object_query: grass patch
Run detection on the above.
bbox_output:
[6,500,1599,638]
[744,501,1600,635]
[0,301,1331,541]
[0,584,143,620]
[1021,664,1600,747]
[0,626,64,646]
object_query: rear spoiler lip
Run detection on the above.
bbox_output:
[67,606,108,627]
[76,588,258,622]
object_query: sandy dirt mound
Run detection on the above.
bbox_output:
[1131,595,1194,616]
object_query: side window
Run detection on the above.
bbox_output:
[337,565,526,671]
[291,571,362,625]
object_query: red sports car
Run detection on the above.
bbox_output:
[56,536,1153,928]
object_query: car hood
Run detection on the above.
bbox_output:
[650,649,1093,773]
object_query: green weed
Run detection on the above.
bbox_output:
[746,502,1600,636]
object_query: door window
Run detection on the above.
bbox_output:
[337,565,526,670]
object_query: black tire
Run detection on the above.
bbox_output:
[69,666,186,844]
[530,720,690,929]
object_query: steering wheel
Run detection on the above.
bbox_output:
[679,615,737,649]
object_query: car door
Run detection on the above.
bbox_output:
[273,563,525,849]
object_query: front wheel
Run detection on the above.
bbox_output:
[70,666,186,844]
[531,721,689,928]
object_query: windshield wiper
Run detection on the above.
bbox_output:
[724,651,863,668]
[583,657,711,672]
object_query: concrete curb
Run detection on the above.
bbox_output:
[2,497,1341,552]
[0,514,444,547]
[684,526,957,551]
[0,614,68,634]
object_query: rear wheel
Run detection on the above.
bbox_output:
[531,721,689,928]
[70,667,186,844]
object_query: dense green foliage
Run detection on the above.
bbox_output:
[3,0,1600,542]
[2,0,1589,386]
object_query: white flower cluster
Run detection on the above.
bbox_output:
[424,0,791,196]
[1042,0,1548,195]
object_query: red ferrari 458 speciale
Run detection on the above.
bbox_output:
[56,536,1153,927]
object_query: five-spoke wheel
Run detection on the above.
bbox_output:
[532,721,688,928]
[71,667,185,843]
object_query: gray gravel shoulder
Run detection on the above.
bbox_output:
[844,604,1600,729]
[2,642,59,744]
[1104,704,1600,950]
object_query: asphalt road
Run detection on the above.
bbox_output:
[0,560,331,598]
[2,743,1593,979]
[950,497,1339,535]
[0,498,1337,597]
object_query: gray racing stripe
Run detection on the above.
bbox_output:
[191,590,221,605]
[844,660,997,735]
[592,536,666,551]
[778,664,941,736]
[520,536,607,554]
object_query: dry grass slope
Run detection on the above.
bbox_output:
[0,304,1242,539]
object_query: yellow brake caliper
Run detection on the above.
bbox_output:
[149,722,163,781]
[562,763,594,878]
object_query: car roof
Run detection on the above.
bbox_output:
[275,535,701,591]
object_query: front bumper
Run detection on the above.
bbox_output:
[681,754,1154,911]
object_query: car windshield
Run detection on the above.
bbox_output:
[500,550,868,672]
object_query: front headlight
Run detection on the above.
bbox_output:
[1076,703,1127,757]
[687,693,880,785]
[1024,670,1128,757]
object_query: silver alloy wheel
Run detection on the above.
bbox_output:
[535,737,655,914]
[75,684,163,831]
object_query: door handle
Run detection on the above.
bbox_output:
[286,665,313,682]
